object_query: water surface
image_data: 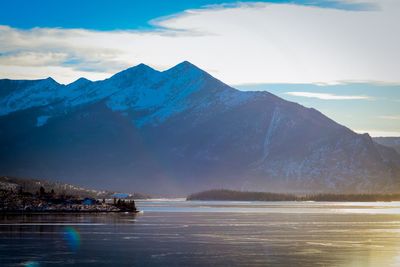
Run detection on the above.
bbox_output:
[1,200,400,266]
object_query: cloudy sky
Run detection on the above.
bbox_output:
[0,0,399,136]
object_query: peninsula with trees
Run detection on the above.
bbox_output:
[0,176,146,213]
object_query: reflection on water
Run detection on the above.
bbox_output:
[1,201,400,266]
[138,199,400,214]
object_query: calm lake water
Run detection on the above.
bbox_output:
[1,200,400,266]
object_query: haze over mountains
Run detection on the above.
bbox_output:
[0,61,399,195]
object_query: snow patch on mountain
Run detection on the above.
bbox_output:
[261,107,282,161]
[217,90,255,108]
[0,78,61,116]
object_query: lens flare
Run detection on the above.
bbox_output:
[63,226,81,251]
[24,261,40,267]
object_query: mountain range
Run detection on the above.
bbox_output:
[0,61,399,195]
[373,137,400,154]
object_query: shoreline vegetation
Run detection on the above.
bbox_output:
[187,189,400,202]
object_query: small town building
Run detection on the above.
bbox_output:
[82,198,96,205]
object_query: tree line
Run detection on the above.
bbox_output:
[187,189,400,202]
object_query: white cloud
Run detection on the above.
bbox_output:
[377,115,400,120]
[0,64,109,83]
[355,129,400,137]
[0,0,399,84]
[285,91,372,100]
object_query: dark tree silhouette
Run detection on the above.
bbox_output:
[39,186,45,197]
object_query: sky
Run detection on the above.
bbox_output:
[0,0,399,136]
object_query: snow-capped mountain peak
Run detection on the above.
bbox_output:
[111,63,160,80]
[0,77,62,116]
[163,61,208,80]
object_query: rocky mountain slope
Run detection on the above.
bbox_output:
[0,61,399,194]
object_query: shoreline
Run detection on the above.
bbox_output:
[1,210,140,214]
[186,199,400,203]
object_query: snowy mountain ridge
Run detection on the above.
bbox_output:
[0,61,253,127]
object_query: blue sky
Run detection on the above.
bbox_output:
[0,0,399,136]
[0,0,373,30]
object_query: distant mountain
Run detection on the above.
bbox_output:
[373,137,400,154]
[0,61,399,194]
